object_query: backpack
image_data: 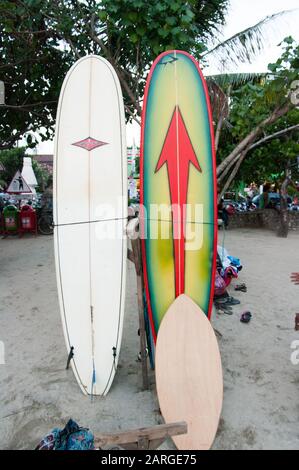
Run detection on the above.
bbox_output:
[35,419,94,450]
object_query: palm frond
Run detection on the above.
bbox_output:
[206,72,266,89]
[202,9,299,71]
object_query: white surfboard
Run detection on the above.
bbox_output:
[54,55,127,396]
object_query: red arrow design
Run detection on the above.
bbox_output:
[155,106,202,297]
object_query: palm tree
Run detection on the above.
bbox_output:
[200,9,299,195]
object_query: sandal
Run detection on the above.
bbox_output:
[235,283,247,292]
[240,311,252,323]
[225,297,241,306]
[216,297,240,306]
[215,302,233,315]
[214,297,229,305]
[216,307,234,315]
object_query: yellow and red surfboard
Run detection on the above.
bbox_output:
[140,51,217,342]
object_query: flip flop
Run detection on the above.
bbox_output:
[223,309,234,315]
[215,303,233,314]
[225,297,241,306]
[216,297,240,306]
[214,297,229,305]
[216,307,234,315]
[235,283,247,292]
[240,311,252,323]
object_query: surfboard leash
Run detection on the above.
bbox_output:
[53,216,129,228]
[90,359,96,401]
[90,305,96,401]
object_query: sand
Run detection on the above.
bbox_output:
[0,228,298,450]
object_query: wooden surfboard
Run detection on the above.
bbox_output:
[54,55,127,396]
[155,294,223,450]
[140,50,217,342]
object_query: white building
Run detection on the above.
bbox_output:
[22,157,38,194]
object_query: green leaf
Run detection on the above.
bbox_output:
[268,63,277,72]
[98,11,107,21]
[166,16,176,26]
[170,2,180,12]
[158,28,168,39]
[129,33,139,44]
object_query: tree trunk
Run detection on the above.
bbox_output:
[218,152,241,183]
[277,177,290,238]
[218,151,247,202]
[215,114,224,153]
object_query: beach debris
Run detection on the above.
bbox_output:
[240,312,252,324]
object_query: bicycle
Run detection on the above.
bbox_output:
[37,207,54,235]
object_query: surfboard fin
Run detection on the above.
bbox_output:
[90,362,96,400]
[112,347,117,371]
[66,346,74,370]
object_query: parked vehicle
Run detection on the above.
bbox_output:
[252,192,292,208]
[290,203,299,212]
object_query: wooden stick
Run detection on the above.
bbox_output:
[94,421,187,450]
[127,248,134,264]
[127,217,149,390]
[131,236,149,390]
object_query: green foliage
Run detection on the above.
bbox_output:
[32,158,48,191]
[218,39,299,185]
[0,147,25,187]
[0,1,70,150]
[0,0,229,148]
[135,156,140,176]
[0,147,46,190]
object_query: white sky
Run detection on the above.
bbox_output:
[28,0,299,153]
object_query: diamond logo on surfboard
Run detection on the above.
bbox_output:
[72,137,108,151]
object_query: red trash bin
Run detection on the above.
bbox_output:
[19,204,37,236]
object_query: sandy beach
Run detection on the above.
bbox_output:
[0,228,299,450]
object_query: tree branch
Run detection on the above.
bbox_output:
[219,151,248,202]
[218,122,299,182]
[1,101,57,109]
[249,123,299,152]
[61,36,82,60]
[0,104,49,119]
[216,101,292,177]
[215,114,224,153]
[0,57,48,70]
[118,68,142,116]
[218,152,241,184]
[89,14,141,116]
[0,126,31,150]
[125,105,141,126]
[90,13,110,58]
